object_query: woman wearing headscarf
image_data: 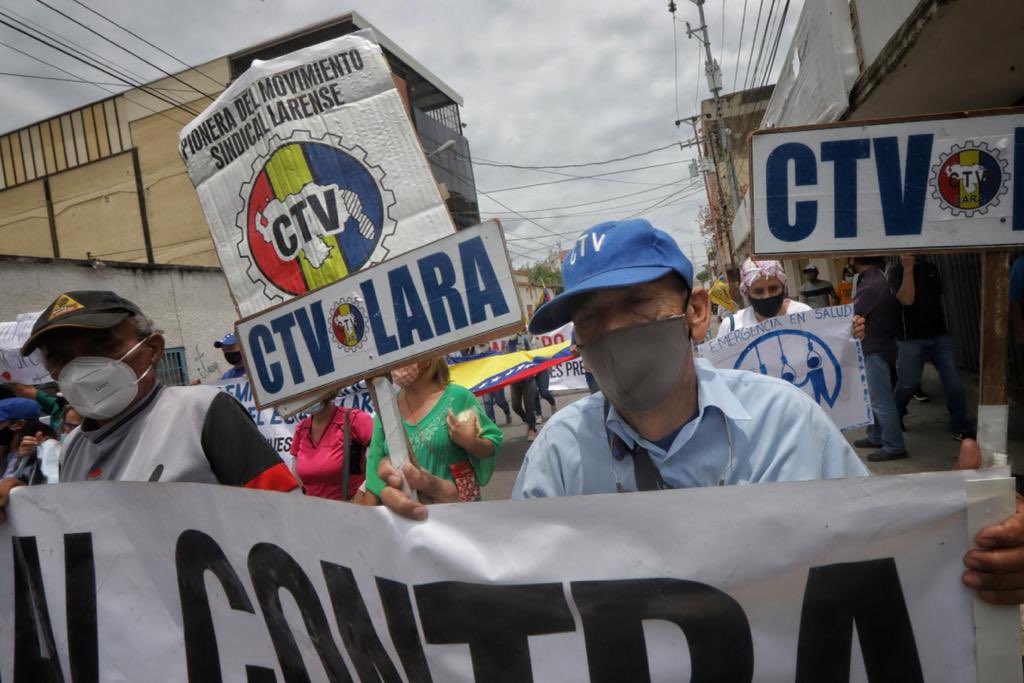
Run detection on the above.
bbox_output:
[716,258,812,337]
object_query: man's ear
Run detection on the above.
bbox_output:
[687,288,711,342]
[146,333,166,366]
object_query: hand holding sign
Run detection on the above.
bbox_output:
[376,457,457,521]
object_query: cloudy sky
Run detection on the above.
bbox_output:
[0,0,803,270]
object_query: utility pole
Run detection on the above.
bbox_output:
[672,0,744,302]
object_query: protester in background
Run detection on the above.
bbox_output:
[508,332,539,439]
[534,367,557,421]
[290,393,373,501]
[836,263,856,304]
[798,266,838,309]
[214,332,246,379]
[0,291,297,514]
[364,357,501,502]
[6,381,62,426]
[888,254,974,441]
[715,258,811,336]
[851,257,907,462]
[483,386,512,425]
[59,404,83,439]
[0,397,52,485]
[372,218,1024,609]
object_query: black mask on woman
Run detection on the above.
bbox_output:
[223,350,242,366]
[749,293,785,318]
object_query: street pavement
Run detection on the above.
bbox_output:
[481,365,1021,500]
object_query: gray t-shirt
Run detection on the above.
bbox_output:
[61,384,293,488]
[799,279,835,309]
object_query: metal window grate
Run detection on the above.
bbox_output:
[157,347,189,386]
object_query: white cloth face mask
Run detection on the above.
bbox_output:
[58,336,154,420]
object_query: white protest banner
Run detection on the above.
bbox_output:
[236,220,522,409]
[0,311,51,385]
[697,304,871,431]
[1,470,1016,681]
[179,30,454,317]
[210,376,374,468]
[548,354,589,392]
[750,109,1024,255]
[533,321,573,349]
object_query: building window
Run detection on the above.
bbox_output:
[157,347,189,386]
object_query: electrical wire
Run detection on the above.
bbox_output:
[467,141,683,170]
[731,0,750,91]
[0,70,196,92]
[33,0,219,105]
[741,0,766,90]
[748,0,778,89]
[463,175,692,215]
[484,184,704,221]
[759,0,790,87]
[67,0,225,90]
[480,158,692,194]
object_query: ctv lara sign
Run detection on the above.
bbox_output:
[750,109,1024,255]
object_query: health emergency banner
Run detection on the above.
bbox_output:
[697,304,871,431]
[750,109,1024,255]
[236,220,522,409]
[0,311,51,385]
[0,470,1016,681]
[179,30,454,316]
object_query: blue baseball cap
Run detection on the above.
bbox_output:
[0,398,40,422]
[528,219,693,334]
[214,332,236,348]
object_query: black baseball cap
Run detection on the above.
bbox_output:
[21,291,144,356]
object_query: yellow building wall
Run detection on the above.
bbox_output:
[50,153,147,261]
[131,97,220,266]
[0,180,52,257]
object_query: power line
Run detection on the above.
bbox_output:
[67,0,225,90]
[759,0,791,87]
[748,0,778,89]
[466,175,692,215]
[0,12,202,118]
[732,0,750,91]
[0,70,196,92]
[33,0,218,105]
[481,158,692,195]
[467,141,683,170]
[485,184,704,221]
[741,0,766,89]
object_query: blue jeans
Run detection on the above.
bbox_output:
[483,388,510,422]
[894,335,971,434]
[865,353,906,454]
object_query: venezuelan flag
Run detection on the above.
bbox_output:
[449,341,577,395]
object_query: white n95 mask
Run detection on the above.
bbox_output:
[58,337,154,420]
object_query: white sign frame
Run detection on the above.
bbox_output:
[750,107,1024,257]
[236,220,523,409]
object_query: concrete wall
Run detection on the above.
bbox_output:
[0,257,240,382]
[0,180,51,257]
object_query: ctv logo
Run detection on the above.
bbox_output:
[237,132,397,298]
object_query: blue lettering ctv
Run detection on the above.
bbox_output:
[362,239,510,357]
[248,326,283,393]
[460,236,510,323]
[293,301,335,377]
[766,142,818,242]
[873,134,933,236]
[270,313,305,385]
[418,252,468,335]
[821,139,870,239]
[1015,127,1023,231]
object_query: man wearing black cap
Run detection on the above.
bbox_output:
[798,265,837,309]
[373,219,1024,607]
[0,291,297,508]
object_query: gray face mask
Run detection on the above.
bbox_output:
[580,315,691,413]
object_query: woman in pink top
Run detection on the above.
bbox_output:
[290,397,373,501]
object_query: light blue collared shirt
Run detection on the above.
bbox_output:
[512,358,868,498]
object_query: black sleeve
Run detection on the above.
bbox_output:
[201,392,295,489]
[886,264,903,292]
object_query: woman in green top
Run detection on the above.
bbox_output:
[364,357,501,501]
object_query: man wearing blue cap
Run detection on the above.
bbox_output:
[375,219,1024,607]
[214,332,246,379]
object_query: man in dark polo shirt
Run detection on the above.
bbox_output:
[851,257,907,461]
[0,291,297,515]
[798,265,837,309]
[887,255,973,440]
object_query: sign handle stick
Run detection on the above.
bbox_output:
[978,251,1011,467]
[369,376,416,501]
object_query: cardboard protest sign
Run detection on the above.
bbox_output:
[0,312,51,384]
[179,29,454,316]
[236,220,522,409]
[1,470,1015,681]
[750,109,1024,255]
[698,304,871,431]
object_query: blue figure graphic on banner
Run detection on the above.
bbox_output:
[733,330,842,407]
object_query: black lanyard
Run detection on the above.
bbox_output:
[603,399,674,492]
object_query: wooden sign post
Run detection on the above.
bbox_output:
[978,252,1011,467]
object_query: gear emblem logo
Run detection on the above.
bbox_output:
[329,298,367,352]
[236,131,397,301]
[930,140,1010,217]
